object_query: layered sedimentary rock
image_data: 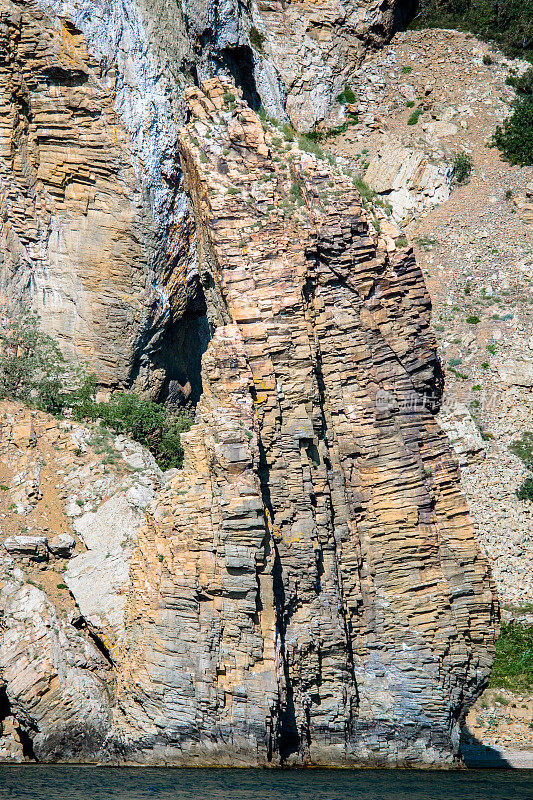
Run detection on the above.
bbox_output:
[111,81,497,766]
[0,0,498,769]
[0,0,195,391]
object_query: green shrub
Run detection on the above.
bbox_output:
[490,622,533,692]
[402,65,413,74]
[406,100,415,108]
[0,304,193,470]
[493,97,533,166]
[506,67,533,96]
[77,393,193,470]
[452,151,474,183]
[509,431,533,469]
[249,25,265,52]
[516,477,533,501]
[466,315,480,324]
[407,108,422,125]
[0,305,94,415]
[483,54,494,65]
[410,0,533,62]
[223,91,236,103]
[337,86,356,105]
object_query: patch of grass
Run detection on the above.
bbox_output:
[226,186,240,195]
[449,367,469,380]
[452,151,474,183]
[298,134,324,159]
[415,235,439,250]
[516,477,533,501]
[402,65,413,74]
[407,108,422,125]
[466,315,480,324]
[490,622,533,692]
[282,124,295,142]
[509,431,533,469]
[486,343,497,354]
[249,25,265,52]
[406,100,415,108]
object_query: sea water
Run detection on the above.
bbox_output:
[0,766,532,800]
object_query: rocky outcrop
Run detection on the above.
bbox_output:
[0,0,195,392]
[109,80,497,766]
[0,0,499,769]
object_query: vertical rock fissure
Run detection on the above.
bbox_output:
[254,399,300,763]
[301,269,361,728]
[0,686,37,762]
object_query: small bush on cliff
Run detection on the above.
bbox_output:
[77,393,193,470]
[0,305,88,414]
[0,304,192,470]
[516,477,533,501]
[452,151,473,183]
[493,70,533,166]
[490,622,533,692]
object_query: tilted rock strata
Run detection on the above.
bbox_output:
[111,80,497,766]
[0,0,193,391]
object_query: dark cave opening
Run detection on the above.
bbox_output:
[0,685,37,761]
[155,307,211,407]
[218,45,261,111]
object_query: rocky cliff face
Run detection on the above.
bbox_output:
[0,0,497,768]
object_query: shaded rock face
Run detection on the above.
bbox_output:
[0,0,498,770]
[111,81,497,766]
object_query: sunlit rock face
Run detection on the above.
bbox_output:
[112,80,497,766]
[0,0,496,769]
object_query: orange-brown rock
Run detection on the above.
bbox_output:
[0,0,193,391]
[111,79,498,766]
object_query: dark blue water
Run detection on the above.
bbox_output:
[0,767,532,800]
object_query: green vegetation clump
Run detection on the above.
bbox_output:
[509,432,533,501]
[452,151,474,183]
[402,65,413,74]
[516,477,533,501]
[336,85,356,105]
[466,315,480,324]
[407,108,422,125]
[490,622,533,692]
[493,69,533,166]
[509,431,533,469]
[0,306,92,416]
[249,25,265,52]
[0,305,192,470]
[223,91,236,103]
[410,0,533,62]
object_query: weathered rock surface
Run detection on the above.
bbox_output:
[0,0,195,392]
[0,0,499,769]
[109,80,496,766]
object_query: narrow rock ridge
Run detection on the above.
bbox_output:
[110,79,497,766]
